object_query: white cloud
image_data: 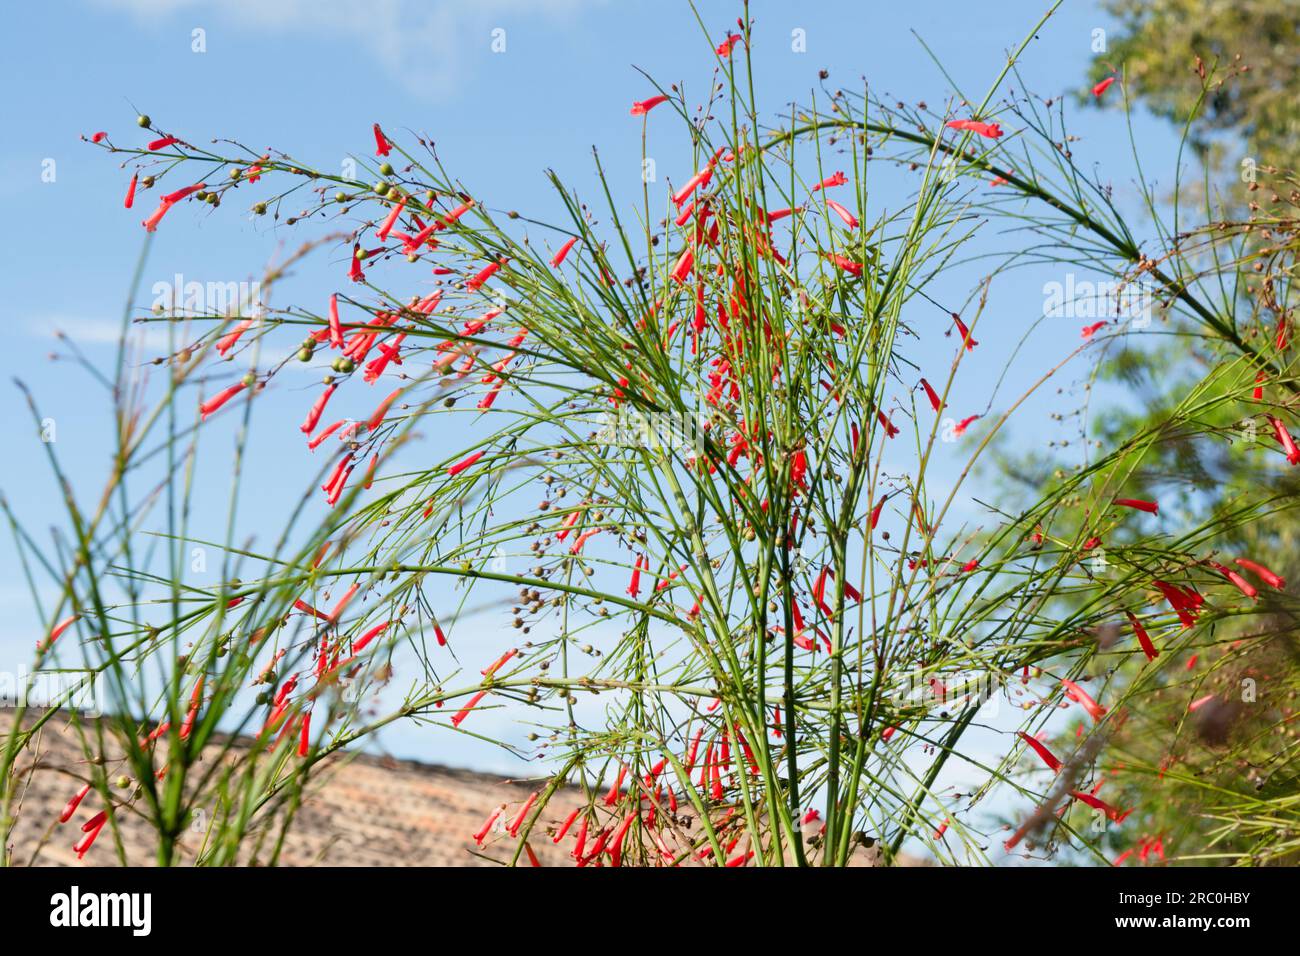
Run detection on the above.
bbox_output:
[24,314,179,351]
[89,0,601,97]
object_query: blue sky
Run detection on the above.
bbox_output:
[1,0,1187,835]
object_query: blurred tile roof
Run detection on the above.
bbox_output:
[3,708,578,867]
[4,708,915,866]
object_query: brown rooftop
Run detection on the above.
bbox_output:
[3,708,578,867]
[4,708,913,866]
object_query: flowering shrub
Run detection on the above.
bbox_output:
[4,7,1297,866]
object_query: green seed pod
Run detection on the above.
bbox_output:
[335,191,348,203]
[374,182,390,196]
[253,202,268,215]
[379,162,394,177]
[297,347,314,362]
[136,114,151,128]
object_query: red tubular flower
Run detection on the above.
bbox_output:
[824,198,859,229]
[630,94,670,115]
[1017,731,1062,771]
[199,382,247,421]
[685,726,704,770]
[349,245,366,283]
[373,123,392,156]
[1153,580,1200,627]
[215,319,253,357]
[825,253,862,276]
[1253,371,1266,400]
[920,378,943,412]
[90,131,108,143]
[124,173,138,209]
[945,118,1004,139]
[1092,76,1117,98]
[366,388,402,432]
[1081,321,1106,338]
[476,382,504,411]
[148,136,180,150]
[307,420,345,450]
[1268,415,1300,464]
[550,236,578,267]
[524,842,541,867]
[569,527,601,555]
[571,816,589,860]
[953,414,980,436]
[790,447,809,487]
[604,764,628,805]
[877,410,899,438]
[141,201,172,232]
[74,813,108,859]
[473,808,501,847]
[1233,557,1286,590]
[1061,678,1107,722]
[627,554,644,597]
[1125,611,1159,661]
[1209,562,1257,600]
[811,171,847,191]
[950,313,978,349]
[672,167,713,206]
[451,689,489,728]
[467,258,506,291]
[670,247,694,283]
[812,566,832,616]
[447,450,485,476]
[39,614,79,653]
[322,453,354,499]
[352,621,390,652]
[715,34,742,56]
[608,810,637,867]
[141,183,204,232]
[161,182,205,204]
[1189,693,1215,712]
[365,335,405,383]
[482,648,517,678]
[298,711,312,757]
[375,197,407,242]
[1070,790,1131,822]
[59,784,92,824]
[554,807,581,843]
[507,790,539,837]
[299,385,336,435]
[1115,497,1158,515]
[328,583,359,621]
[293,599,329,621]
[870,495,887,530]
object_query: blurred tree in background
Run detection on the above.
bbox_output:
[1089,0,1300,166]
[1010,0,1300,865]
